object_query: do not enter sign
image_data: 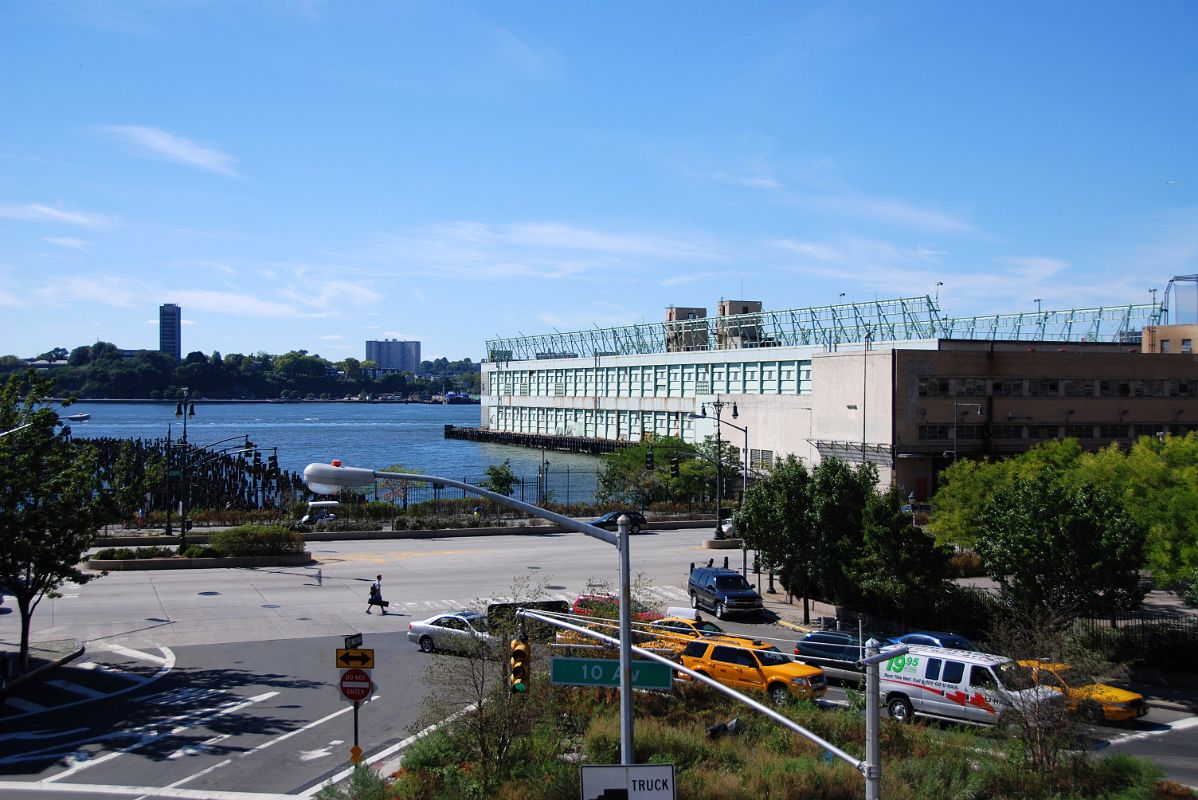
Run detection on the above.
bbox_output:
[340,668,373,702]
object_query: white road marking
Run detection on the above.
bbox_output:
[41,691,279,782]
[164,758,233,788]
[0,780,296,799]
[102,643,171,665]
[1106,714,1198,746]
[238,694,374,759]
[4,697,47,713]
[78,661,153,684]
[46,679,107,699]
[298,746,332,762]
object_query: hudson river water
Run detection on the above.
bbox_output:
[63,401,604,504]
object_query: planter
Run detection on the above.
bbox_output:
[87,552,313,571]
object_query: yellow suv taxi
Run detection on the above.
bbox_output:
[1017,660,1147,723]
[680,639,827,704]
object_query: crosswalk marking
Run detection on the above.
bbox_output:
[77,662,152,684]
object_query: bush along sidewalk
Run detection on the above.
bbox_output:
[89,525,310,570]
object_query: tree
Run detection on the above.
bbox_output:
[0,371,117,668]
[807,458,876,604]
[479,459,518,497]
[975,469,1146,617]
[734,455,814,620]
[853,487,952,627]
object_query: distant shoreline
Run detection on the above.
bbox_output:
[54,398,480,405]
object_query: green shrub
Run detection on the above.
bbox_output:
[92,546,176,560]
[181,544,221,558]
[1178,570,1198,608]
[210,525,305,557]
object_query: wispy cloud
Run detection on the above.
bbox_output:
[362,221,723,281]
[96,125,240,176]
[43,236,89,250]
[0,203,111,229]
[36,275,143,308]
[660,271,723,288]
[491,26,559,80]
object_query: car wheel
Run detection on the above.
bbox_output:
[715,602,727,620]
[769,684,790,705]
[690,593,700,609]
[887,695,914,723]
[1080,701,1105,724]
[630,524,641,535]
[419,636,435,653]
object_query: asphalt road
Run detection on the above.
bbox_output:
[1,528,1194,797]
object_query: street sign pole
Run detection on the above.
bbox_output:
[351,700,361,765]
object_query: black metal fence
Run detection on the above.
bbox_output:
[1073,613,1198,671]
[365,466,604,509]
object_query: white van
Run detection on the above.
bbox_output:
[880,645,1060,725]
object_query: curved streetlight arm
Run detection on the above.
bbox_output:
[303,462,618,547]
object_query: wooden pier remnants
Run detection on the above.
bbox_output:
[443,425,629,455]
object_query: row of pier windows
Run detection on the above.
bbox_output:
[491,406,702,442]
[918,422,1197,441]
[920,377,1197,399]
[490,359,812,399]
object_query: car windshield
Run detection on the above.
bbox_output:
[754,649,789,667]
[997,662,1036,690]
[941,636,976,650]
[695,621,724,634]
[714,575,752,591]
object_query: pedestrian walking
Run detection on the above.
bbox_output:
[367,574,389,614]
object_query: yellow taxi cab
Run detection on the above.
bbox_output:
[680,638,827,704]
[635,607,762,657]
[1017,660,1147,723]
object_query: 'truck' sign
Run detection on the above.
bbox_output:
[580,764,675,800]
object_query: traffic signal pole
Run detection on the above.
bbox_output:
[617,515,634,765]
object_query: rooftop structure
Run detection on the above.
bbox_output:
[487,296,1161,362]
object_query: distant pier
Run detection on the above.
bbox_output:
[443,425,629,455]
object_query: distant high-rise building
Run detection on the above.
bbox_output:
[159,303,181,360]
[366,339,421,372]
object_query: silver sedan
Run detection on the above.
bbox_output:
[406,610,498,655]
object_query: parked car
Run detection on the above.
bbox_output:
[571,593,663,623]
[588,510,647,534]
[687,566,764,620]
[881,645,1063,725]
[1016,660,1148,723]
[893,631,977,651]
[407,610,497,655]
[680,639,827,704]
[793,630,895,683]
[638,607,764,656]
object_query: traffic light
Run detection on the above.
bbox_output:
[645,449,655,471]
[509,638,530,694]
[670,455,680,478]
[267,453,279,479]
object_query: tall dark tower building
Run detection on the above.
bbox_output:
[159,303,181,360]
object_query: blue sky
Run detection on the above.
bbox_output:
[2,1,1195,362]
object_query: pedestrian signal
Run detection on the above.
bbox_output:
[645,450,655,471]
[670,455,680,478]
[509,638,531,694]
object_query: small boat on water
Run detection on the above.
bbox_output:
[66,413,91,422]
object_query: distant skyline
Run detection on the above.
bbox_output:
[2,2,1195,361]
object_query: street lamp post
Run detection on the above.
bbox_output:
[690,407,749,571]
[303,461,640,765]
[951,402,984,462]
[691,397,738,539]
[174,388,195,549]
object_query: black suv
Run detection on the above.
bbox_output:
[792,630,894,683]
[589,510,647,534]
[687,567,763,620]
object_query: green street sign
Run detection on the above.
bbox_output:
[550,656,673,691]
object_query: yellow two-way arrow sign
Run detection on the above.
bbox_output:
[335,648,375,669]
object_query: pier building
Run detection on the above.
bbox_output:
[476,296,1196,500]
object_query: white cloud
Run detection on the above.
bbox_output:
[97,125,240,176]
[36,275,142,308]
[174,289,297,318]
[0,203,111,229]
[361,221,723,282]
[320,334,346,341]
[43,236,89,250]
[492,26,559,80]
